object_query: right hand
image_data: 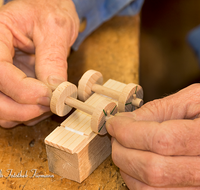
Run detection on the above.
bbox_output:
[106,84,200,189]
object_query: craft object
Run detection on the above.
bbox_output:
[78,70,143,112]
[50,81,117,135]
[45,70,143,183]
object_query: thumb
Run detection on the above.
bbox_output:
[33,6,79,90]
[119,84,200,122]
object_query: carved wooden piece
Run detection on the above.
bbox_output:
[118,83,143,112]
[78,70,143,112]
[78,70,103,101]
[50,82,77,116]
[50,81,117,135]
[45,79,127,183]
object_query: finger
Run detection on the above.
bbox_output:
[0,23,51,106]
[0,112,52,128]
[119,84,200,122]
[24,112,52,126]
[112,138,200,187]
[120,171,200,190]
[0,92,50,121]
[33,4,79,90]
[0,11,35,54]
[0,61,52,106]
[107,116,200,156]
[0,120,21,128]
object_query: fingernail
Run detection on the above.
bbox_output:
[40,106,51,114]
[106,121,113,134]
[47,75,66,91]
[37,97,51,106]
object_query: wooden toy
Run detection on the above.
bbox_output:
[78,70,143,112]
[45,71,143,183]
[50,81,117,135]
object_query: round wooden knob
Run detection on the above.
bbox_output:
[118,83,143,112]
[91,100,117,135]
[50,82,77,116]
[78,70,103,101]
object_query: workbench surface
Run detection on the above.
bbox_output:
[0,2,140,188]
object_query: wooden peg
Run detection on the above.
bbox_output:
[105,110,114,121]
[51,81,117,135]
[132,94,143,107]
[78,70,143,112]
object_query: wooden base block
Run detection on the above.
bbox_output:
[46,134,111,183]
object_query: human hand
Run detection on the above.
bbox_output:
[106,83,200,189]
[0,0,79,128]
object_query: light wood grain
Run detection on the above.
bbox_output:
[51,82,77,116]
[78,70,103,101]
[46,133,111,183]
[45,79,126,154]
[118,83,143,112]
[45,79,128,182]
[78,70,143,112]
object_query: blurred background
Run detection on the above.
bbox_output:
[140,0,200,102]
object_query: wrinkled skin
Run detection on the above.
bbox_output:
[106,84,200,189]
[0,0,79,128]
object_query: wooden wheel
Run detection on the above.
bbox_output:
[91,100,117,135]
[118,83,143,112]
[50,82,77,116]
[78,70,103,101]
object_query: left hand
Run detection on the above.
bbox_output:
[0,0,79,128]
[106,83,200,189]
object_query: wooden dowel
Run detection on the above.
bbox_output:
[92,84,121,100]
[132,98,143,108]
[65,97,94,115]
[133,94,137,99]
[107,110,110,117]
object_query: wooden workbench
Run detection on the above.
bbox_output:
[0,2,140,189]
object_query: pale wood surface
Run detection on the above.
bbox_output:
[0,1,140,188]
[50,82,77,116]
[118,83,143,112]
[46,134,111,183]
[45,79,126,155]
[78,70,103,101]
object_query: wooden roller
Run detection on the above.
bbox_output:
[50,81,117,135]
[78,70,144,112]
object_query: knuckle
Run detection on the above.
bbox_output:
[44,53,67,68]
[46,11,70,29]
[143,156,165,186]
[152,129,173,155]
[142,98,170,122]
[44,10,77,45]
[142,99,163,117]
[14,92,27,103]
